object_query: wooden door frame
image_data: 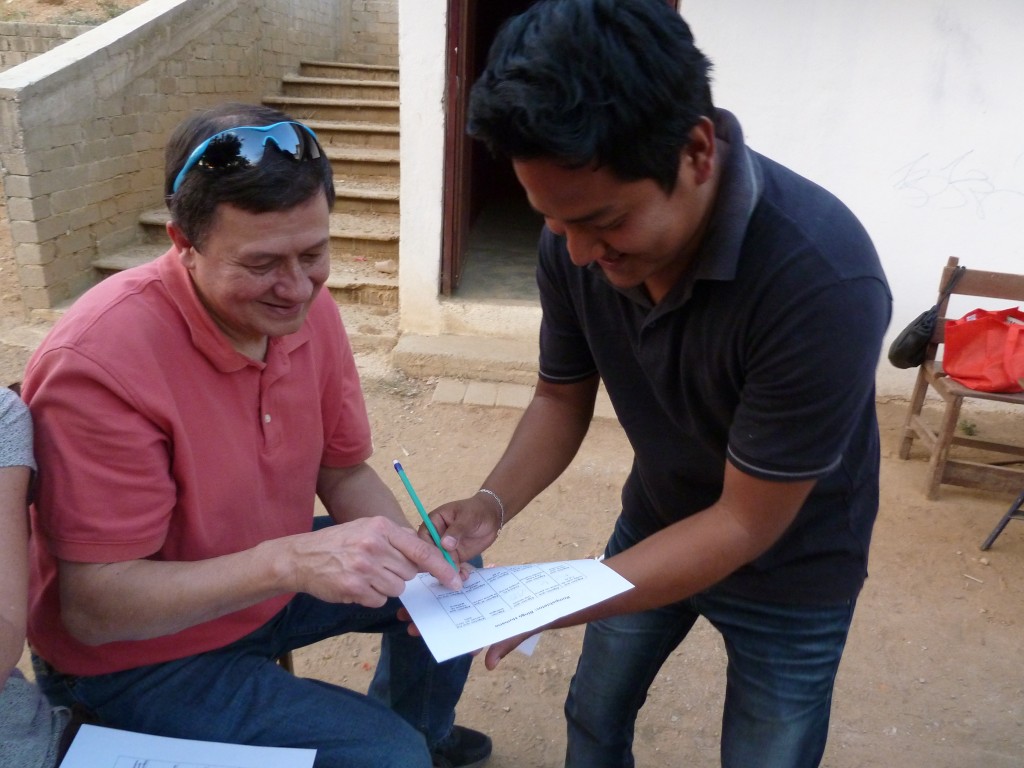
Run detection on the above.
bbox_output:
[440,0,471,295]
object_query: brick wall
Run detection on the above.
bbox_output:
[343,0,398,67]
[0,22,93,73]
[0,0,344,311]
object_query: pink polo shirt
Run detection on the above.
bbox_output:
[23,249,372,676]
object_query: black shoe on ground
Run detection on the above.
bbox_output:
[431,725,492,768]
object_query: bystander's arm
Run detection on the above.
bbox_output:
[0,464,31,684]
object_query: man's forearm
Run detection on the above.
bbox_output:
[59,537,295,645]
[318,461,408,527]
[478,375,599,522]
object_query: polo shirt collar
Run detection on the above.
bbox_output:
[157,248,312,373]
[696,109,761,280]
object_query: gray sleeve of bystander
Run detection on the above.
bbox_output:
[0,388,35,471]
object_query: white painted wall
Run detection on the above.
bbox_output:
[398,0,447,335]
[683,0,1024,396]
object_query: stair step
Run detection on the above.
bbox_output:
[93,243,167,274]
[303,119,398,151]
[282,75,398,102]
[325,146,399,178]
[337,302,399,353]
[324,146,399,163]
[326,264,397,307]
[262,95,399,126]
[300,61,398,82]
[335,177,399,213]
[330,211,398,239]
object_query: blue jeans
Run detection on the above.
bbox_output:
[564,517,857,768]
[33,520,480,768]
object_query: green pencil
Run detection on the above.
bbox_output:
[393,460,457,570]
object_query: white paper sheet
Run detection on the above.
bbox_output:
[59,724,316,768]
[400,559,633,663]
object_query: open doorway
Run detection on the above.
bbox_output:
[440,0,682,300]
[441,0,538,301]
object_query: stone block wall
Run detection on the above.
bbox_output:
[0,22,93,73]
[343,0,398,67]
[0,0,343,312]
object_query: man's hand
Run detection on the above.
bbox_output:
[423,494,502,564]
[289,516,463,604]
[483,631,537,670]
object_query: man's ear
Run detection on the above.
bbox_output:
[166,221,195,267]
[683,116,716,185]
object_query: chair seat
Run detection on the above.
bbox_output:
[929,362,1024,406]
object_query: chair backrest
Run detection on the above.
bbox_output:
[929,256,1024,349]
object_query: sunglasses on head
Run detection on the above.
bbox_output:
[171,121,323,194]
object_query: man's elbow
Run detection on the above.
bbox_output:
[60,603,122,646]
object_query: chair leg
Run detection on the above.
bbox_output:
[899,370,931,460]
[925,393,962,500]
[980,489,1024,551]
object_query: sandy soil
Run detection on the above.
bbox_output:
[4,2,1024,765]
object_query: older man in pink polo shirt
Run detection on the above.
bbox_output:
[22,103,491,768]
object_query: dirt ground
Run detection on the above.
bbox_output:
[3,2,1024,766]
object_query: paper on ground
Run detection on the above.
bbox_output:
[59,724,315,768]
[400,559,633,663]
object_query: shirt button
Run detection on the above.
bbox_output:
[264,413,272,423]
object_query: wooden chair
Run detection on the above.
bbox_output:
[898,256,1024,499]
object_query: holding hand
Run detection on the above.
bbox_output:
[287,517,463,606]
[424,490,504,564]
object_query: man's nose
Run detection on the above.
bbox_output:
[275,260,315,300]
[563,226,605,267]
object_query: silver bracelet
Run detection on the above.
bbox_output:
[476,488,505,534]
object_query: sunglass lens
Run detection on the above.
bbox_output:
[198,126,303,172]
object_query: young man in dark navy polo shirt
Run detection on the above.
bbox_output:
[425,1,891,766]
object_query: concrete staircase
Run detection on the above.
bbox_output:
[89,60,402,356]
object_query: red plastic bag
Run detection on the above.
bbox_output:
[943,307,1024,393]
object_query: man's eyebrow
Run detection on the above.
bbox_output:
[529,203,617,225]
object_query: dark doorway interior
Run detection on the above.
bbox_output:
[442,0,682,300]
[443,0,539,300]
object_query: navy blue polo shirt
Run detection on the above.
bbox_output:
[536,110,892,604]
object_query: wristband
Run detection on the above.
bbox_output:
[476,488,505,535]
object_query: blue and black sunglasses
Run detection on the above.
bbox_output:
[171,121,323,194]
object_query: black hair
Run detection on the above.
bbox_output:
[164,103,335,249]
[467,0,714,192]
